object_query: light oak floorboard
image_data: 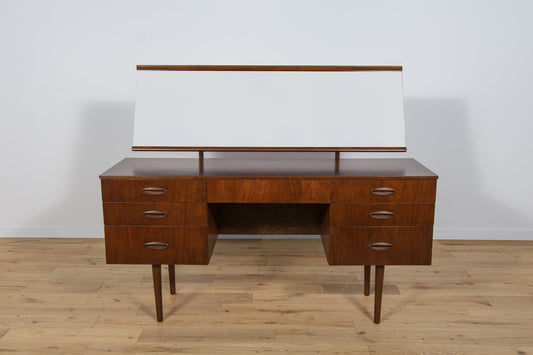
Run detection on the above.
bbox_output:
[0,237,532,354]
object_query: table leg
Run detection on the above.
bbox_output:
[374,265,385,324]
[168,264,176,295]
[152,264,163,322]
[364,265,371,296]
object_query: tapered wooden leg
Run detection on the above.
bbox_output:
[168,264,176,295]
[364,265,371,296]
[374,265,385,324]
[152,264,163,322]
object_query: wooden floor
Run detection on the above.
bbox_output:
[0,238,532,354]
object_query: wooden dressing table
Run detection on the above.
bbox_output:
[100,157,437,323]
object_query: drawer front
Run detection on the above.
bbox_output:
[330,227,433,265]
[207,180,330,203]
[332,179,436,203]
[103,203,207,226]
[330,203,435,226]
[101,179,206,202]
[105,226,209,264]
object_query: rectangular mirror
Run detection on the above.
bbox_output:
[132,65,406,152]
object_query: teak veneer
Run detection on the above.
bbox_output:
[100,157,438,323]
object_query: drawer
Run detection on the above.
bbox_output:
[330,203,435,226]
[105,226,209,264]
[207,180,330,203]
[103,203,207,226]
[332,179,436,203]
[101,179,206,202]
[329,227,433,265]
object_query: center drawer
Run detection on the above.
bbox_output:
[207,180,330,203]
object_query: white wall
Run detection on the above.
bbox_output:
[1,0,532,239]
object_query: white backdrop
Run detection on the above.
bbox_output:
[1,0,532,239]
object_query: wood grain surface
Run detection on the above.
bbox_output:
[99,158,438,179]
[207,179,330,203]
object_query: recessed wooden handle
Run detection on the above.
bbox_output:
[144,242,169,250]
[141,187,167,195]
[143,210,168,218]
[369,211,395,219]
[369,242,393,251]
[371,187,396,196]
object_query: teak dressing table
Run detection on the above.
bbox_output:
[100,65,438,323]
[100,157,437,323]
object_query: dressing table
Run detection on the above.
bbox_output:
[100,65,437,323]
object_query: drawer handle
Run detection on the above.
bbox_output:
[369,242,393,251]
[143,210,168,218]
[141,187,167,195]
[371,187,396,196]
[144,242,169,250]
[369,211,395,219]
